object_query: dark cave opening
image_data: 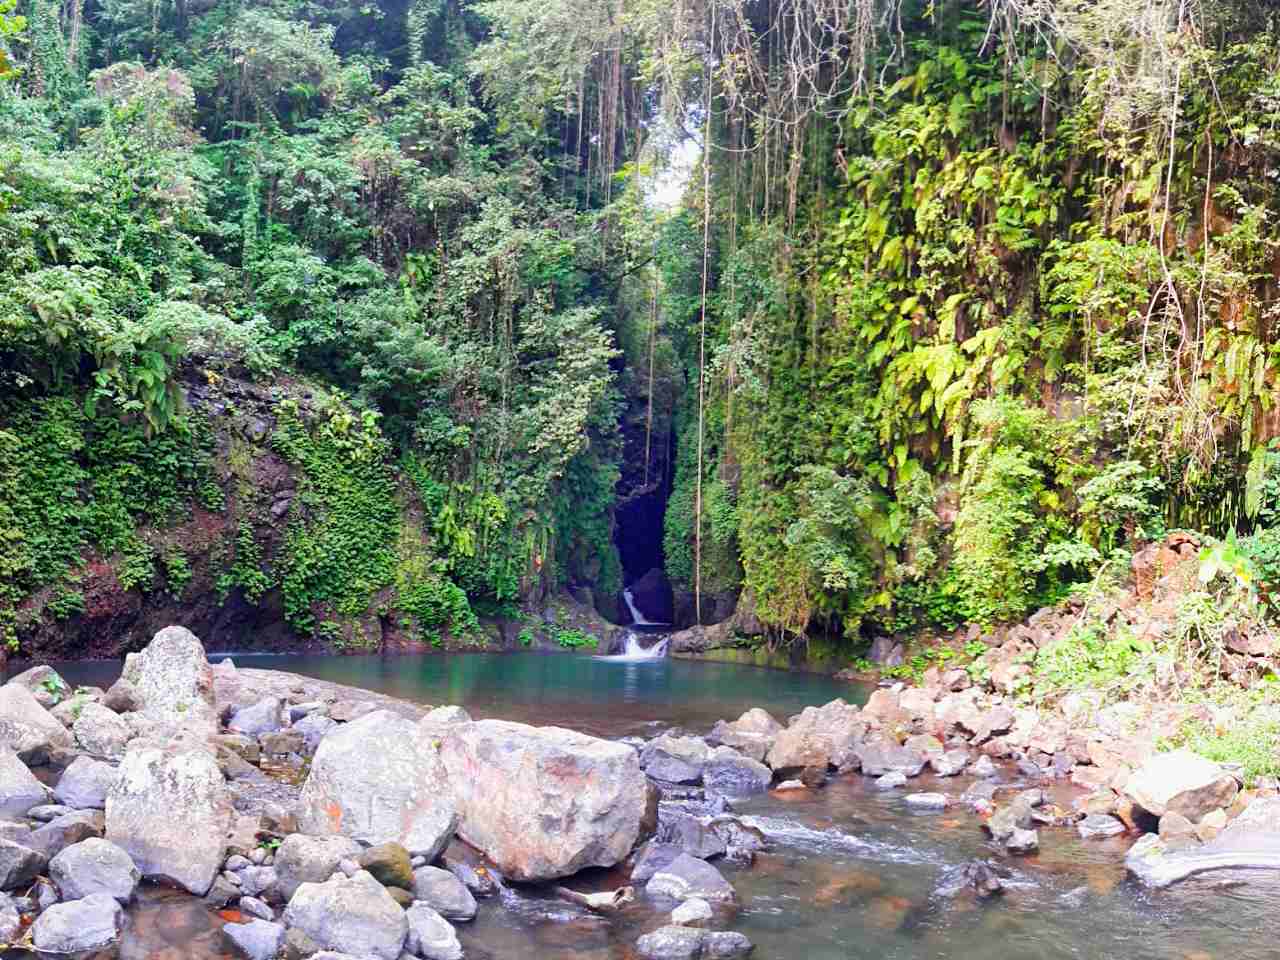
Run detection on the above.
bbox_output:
[611,426,676,624]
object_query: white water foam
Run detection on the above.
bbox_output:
[594,630,670,662]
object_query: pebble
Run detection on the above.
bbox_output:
[874,772,907,790]
[904,793,948,810]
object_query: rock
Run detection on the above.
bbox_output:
[642,735,712,784]
[297,711,457,858]
[1077,814,1126,840]
[903,734,943,756]
[631,841,683,883]
[54,756,118,810]
[261,730,304,757]
[1197,807,1229,842]
[358,842,414,890]
[646,853,734,902]
[240,895,274,920]
[30,892,122,952]
[229,697,287,737]
[412,865,477,921]
[637,924,706,959]
[385,885,414,909]
[904,793,948,810]
[287,702,324,724]
[222,919,286,960]
[328,700,377,723]
[659,812,727,860]
[708,818,766,863]
[105,743,233,895]
[238,865,278,900]
[404,902,462,960]
[0,892,18,941]
[767,699,865,773]
[765,724,830,773]
[930,749,969,777]
[701,748,771,798]
[420,705,472,729]
[49,837,139,902]
[441,719,648,881]
[986,799,1035,849]
[1005,828,1039,854]
[28,809,104,858]
[0,838,44,889]
[855,742,926,778]
[293,714,338,754]
[874,771,907,790]
[867,635,905,666]
[119,625,219,734]
[283,870,408,960]
[708,709,781,762]
[8,665,71,709]
[671,896,713,925]
[1158,811,1196,842]
[934,860,1005,899]
[275,835,362,901]
[441,856,497,898]
[72,702,131,759]
[1124,750,1238,822]
[703,931,753,957]
[27,803,71,822]
[101,678,139,714]
[0,746,50,817]
[0,684,73,765]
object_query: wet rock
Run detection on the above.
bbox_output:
[708,818,766,863]
[404,902,462,960]
[631,841,684,883]
[708,709,781,763]
[856,743,926,778]
[292,714,338,754]
[1077,814,1126,840]
[0,838,45,889]
[30,892,122,953]
[118,625,219,735]
[441,719,648,881]
[358,842,414,890]
[637,924,706,959]
[229,697,287,737]
[412,865,477,921]
[0,683,73,765]
[275,835,362,901]
[930,749,969,777]
[105,743,233,895]
[1004,828,1038,854]
[54,755,118,810]
[768,699,865,773]
[283,870,408,960]
[0,746,51,817]
[643,735,712,784]
[222,918,286,960]
[441,856,497,898]
[49,837,139,903]
[671,896,713,925]
[934,860,1005,899]
[240,895,274,920]
[970,756,997,778]
[297,711,457,858]
[874,772,907,790]
[72,702,132,759]
[646,853,734,902]
[1124,750,1238,822]
[28,809,104,858]
[904,793,948,811]
[659,812,728,860]
[703,931,753,956]
[702,747,772,797]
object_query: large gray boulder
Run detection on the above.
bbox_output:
[642,735,712,784]
[30,892,123,953]
[412,865,477,921]
[296,711,457,858]
[1127,796,1280,886]
[72,702,132,758]
[441,719,650,881]
[0,746,50,817]
[119,625,219,735]
[636,925,706,959]
[709,708,782,763]
[0,683,73,764]
[855,741,927,778]
[1123,750,1238,822]
[646,853,735,902]
[53,756,118,810]
[275,835,363,901]
[49,837,139,903]
[222,919,286,960]
[105,743,232,895]
[6,665,70,709]
[283,871,407,960]
[702,747,771,797]
[405,902,463,960]
[766,699,865,774]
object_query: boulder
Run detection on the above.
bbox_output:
[283,871,408,960]
[767,699,865,773]
[222,919,286,960]
[293,714,338,754]
[101,678,139,714]
[28,809,104,858]
[6,665,70,709]
[1123,750,1238,822]
[419,705,472,731]
[0,893,18,942]
[658,812,727,860]
[296,711,457,858]
[855,742,926,778]
[118,625,219,734]
[72,702,132,759]
[441,856,496,898]
[646,853,734,902]
[0,746,50,817]
[54,756,118,810]
[930,749,969,777]
[631,841,684,883]
[105,743,233,895]
[903,734,943,757]
[1077,814,1126,840]
[1127,796,1280,887]
[229,697,287,737]
[702,747,772,797]
[0,684,73,764]
[1158,811,1196,842]
[30,892,122,953]
[708,709,782,762]
[440,719,649,881]
[405,902,463,960]
[238,865,278,900]
[704,931,753,957]
[275,835,362,901]
[642,735,712,784]
[357,842,413,890]
[0,839,45,889]
[49,837,139,902]
[765,724,830,773]
[637,925,706,959]
[671,897,713,925]
[412,865,477,921]
[240,896,274,921]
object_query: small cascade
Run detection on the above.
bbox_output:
[595,629,670,662]
[623,588,653,625]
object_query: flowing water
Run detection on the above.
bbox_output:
[16,652,1280,960]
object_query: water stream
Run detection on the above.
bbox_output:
[16,652,1279,960]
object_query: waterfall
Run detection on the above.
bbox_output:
[595,629,670,662]
[623,588,653,625]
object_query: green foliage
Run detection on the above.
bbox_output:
[555,628,597,650]
[215,523,271,605]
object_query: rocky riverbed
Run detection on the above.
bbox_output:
[0,625,1276,960]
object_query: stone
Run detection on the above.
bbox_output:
[54,756,117,810]
[297,711,457,859]
[899,690,937,723]
[292,714,338,754]
[8,666,72,711]
[223,919,286,960]
[903,734,943,756]
[1156,810,1195,843]
[404,902,462,960]
[1004,828,1039,854]
[274,835,362,901]
[283,871,408,960]
[708,708,782,762]
[118,625,219,734]
[27,803,71,822]
[971,756,997,778]
[72,702,131,759]
[28,809,104,858]
[1077,814,1126,840]
[637,925,706,959]
[646,853,734,902]
[1124,750,1239,822]
[659,812,727,860]
[702,747,772,797]
[0,746,50,817]
[49,837,139,902]
[874,771,907,790]
[703,931,753,957]
[229,697,287,737]
[412,865,477,921]
[708,818,766,863]
[904,793,948,810]
[856,742,926,778]
[441,856,497,898]
[986,799,1034,845]
[441,719,648,881]
[930,749,969,777]
[260,730,304,756]
[30,892,122,953]
[765,725,830,773]
[631,841,683,883]
[0,838,44,889]
[358,842,414,890]
[642,735,712,784]
[671,896,713,925]
[105,743,233,895]
[328,700,378,723]
[420,705,472,729]
[1197,807,1229,843]
[0,893,18,942]
[238,865,278,900]
[385,885,414,909]
[101,678,139,714]
[240,895,274,920]
[0,684,73,765]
